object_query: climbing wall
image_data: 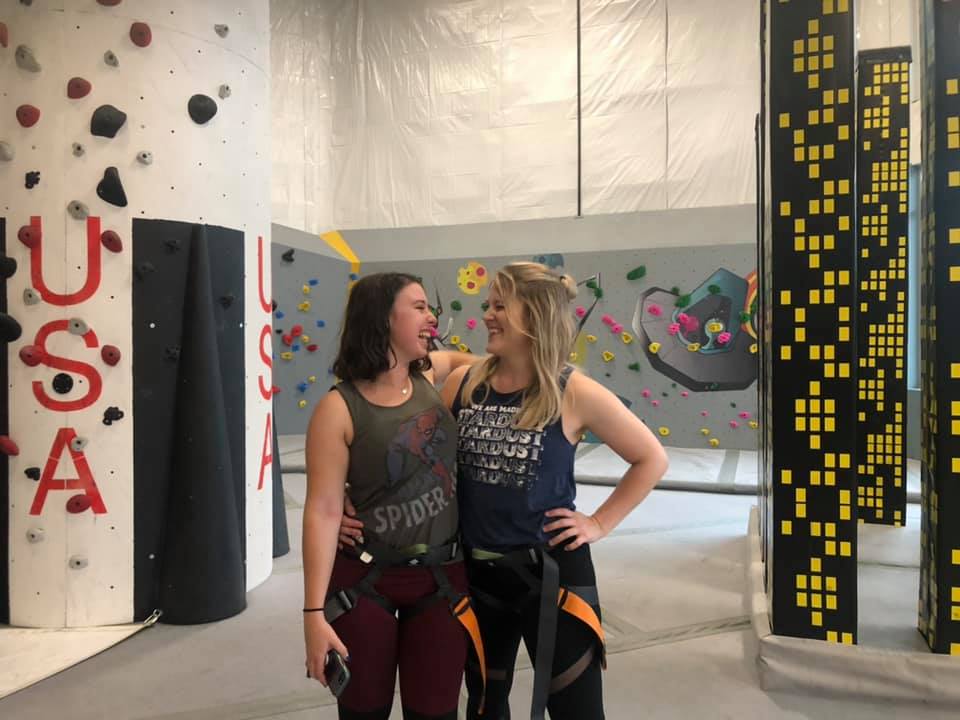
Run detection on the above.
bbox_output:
[270,238,352,435]
[363,243,759,450]
[0,1,271,627]
[918,0,960,656]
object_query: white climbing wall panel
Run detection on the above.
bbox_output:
[0,0,271,628]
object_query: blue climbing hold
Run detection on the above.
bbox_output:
[297,382,308,393]
[316,320,325,328]
[292,344,301,352]
[309,278,319,286]
[349,273,358,281]
[275,311,285,319]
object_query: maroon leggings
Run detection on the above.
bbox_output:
[328,552,469,720]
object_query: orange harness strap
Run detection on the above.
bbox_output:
[557,588,607,669]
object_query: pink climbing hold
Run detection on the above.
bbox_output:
[18,225,41,248]
[100,230,123,253]
[101,345,121,366]
[130,22,152,47]
[668,323,680,336]
[429,327,439,337]
[16,104,41,128]
[66,494,92,514]
[0,22,9,49]
[651,400,660,407]
[641,389,651,398]
[729,420,740,429]
[575,306,586,318]
[681,391,689,398]
[647,304,662,317]
[682,316,700,332]
[601,314,614,326]
[716,331,732,345]
[701,410,710,417]
[677,313,689,324]
[291,324,303,337]
[466,318,478,330]
[19,345,45,367]
[67,77,93,100]
[0,436,20,457]
[739,411,750,419]
[611,323,623,334]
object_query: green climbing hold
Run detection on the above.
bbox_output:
[593,287,604,299]
[670,286,680,295]
[671,383,677,388]
[675,294,691,308]
[585,279,598,290]
[481,301,489,311]
[626,266,646,281]
[628,362,640,372]
[450,300,462,312]
[739,311,752,323]
[708,284,721,294]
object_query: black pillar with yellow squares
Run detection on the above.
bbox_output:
[765,0,858,642]
[855,47,912,527]
[918,0,960,656]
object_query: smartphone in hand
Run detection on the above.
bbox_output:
[325,649,351,698]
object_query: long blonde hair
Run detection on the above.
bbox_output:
[461,262,578,430]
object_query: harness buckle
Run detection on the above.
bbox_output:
[450,541,459,560]
[528,548,540,564]
[335,590,355,612]
[359,551,374,564]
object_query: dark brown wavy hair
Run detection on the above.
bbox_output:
[332,272,433,382]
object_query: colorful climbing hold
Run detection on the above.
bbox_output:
[569,352,579,362]
[749,420,759,429]
[16,105,41,128]
[701,410,710,417]
[647,304,663,317]
[97,166,128,206]
[739,311,752,323]
[291,324,303,337]
[601,351,615,362]
[101,345,121,366]
[450,335,461,345]
[309,278,319,286]
[280,351,293,361]
[667,323,680,336]
[298,399,308,409]
[101,230,123,253]
[716,332,732,345]
[611,323,623,334]
[281,334,293,346]
[628,362,640,372]
[648,342,661,354]
[0,436,20,457]
[681,391,689,398]
[641,389,651,398]
[18,224,40,248]
[592,287,604,299]
[729,420,739,429]
[601,314,614,326]
[709,438,720,447]
[316,320,325,328]
[657,426,670,437]
[675,295,691,308]
[67,494,92,514]
[129,22,152,47]
[458,343,470,353]
[750,343,758,354]
[298,301,311,312]
[706,321,723,334]
[627,266,646,281]
[308,375,317,383]
[466,318,478,330]
[307,344,318,352]
[0,255,15,280]
[450,300,462,312]
[700,428,710,436]
[19,345,44,367]
[651,400,660,408]
[302,284,311,294]
[738,411,750,419]
[300,334,310,343]
[297,382,308,393]
[575,306,586,318]
[586,334,597,343]
[67,77,93,99]
[620,332,632,344]
[708,284,721,295]
[687,343,701,352]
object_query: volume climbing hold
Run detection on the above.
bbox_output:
[1,313,24,343]
[97,166,128,207]
[26,528,44,544]
[68,200,90,220]
[18,225,40,248]
[23,287,41,305]
[214,24,230,38]
[15,45,41,72]
[601,351,615,362]
[0,436,21,456]
[0,141,14,162]
[648,342,661,354]
[135,261,155,279]
[282,249,295,262]
[52,373,74,394]
[67,495,93,514]
[0,256,16,280]
[25,467,41,481]
[218,84,232,99]
[129,21,152,47]
[16,104,41,128]
[188,94,218,124]
[67,77,92,99]
[101,230,123,253]
[68,556,89,570]
[25,171,40,189]
[104,50,119,67]
[68,318,89,335]
[19,345,44,366]
[137,150,153,165]
[101,345,121,365]
[72,142,85,157]
[91,104,127,138]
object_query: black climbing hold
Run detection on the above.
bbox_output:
[129,21,152,48]
[104,50,119,67]
[67,77,92,99]
[730,402,737,408]
[103,406,124,425]
[165,346,181,361]
[135,261,155,279]
[605,373,611,378]
[1,312,23,343]
[72,142,85,157]
[91,105,127,138]
[164,238,182,253]
[271,300,277,311]
[275,328,283,335]
[101,230,123,253]
[25,467,41,481]
[662,392,669,397]
[52,373,74,394]
[0,255,16,279]
[219,294,234,308]
[97,166,128,207]
[187,94,218,125]
[214,23,230,38]
[25,171,40,189]
[281,249,295,262]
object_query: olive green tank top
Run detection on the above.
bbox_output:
[334,373,459,550]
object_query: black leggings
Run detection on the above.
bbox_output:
[464,545,605,720]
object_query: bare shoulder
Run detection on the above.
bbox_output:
[308,386,353,444]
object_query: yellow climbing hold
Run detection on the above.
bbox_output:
[302,284,311,295]
[658,426,670,437]
[602,351,615,362]
[709,438,720,447]
[649,342,661,354]
[621,332,633,344]
[298,301,311,312]
[707,321,723,333]
[749,420,759,429]
[569,352,579,362]
[586,334,597,343]
[301,335,310,343]
[750,343,758,354]
[700,428,711,436]
[308,375,317,383]
[298,399,308,409]
[458,343,470,353]
[281,351,294,361]
[451,335,461,345]
[687,342,701,352]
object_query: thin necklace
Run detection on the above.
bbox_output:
[400,376,411,395]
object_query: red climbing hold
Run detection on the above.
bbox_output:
[19,345,45,367]
[67,494,92,514]
[307,344,318,352]
[67,77,93,100]
[18,224,40,248]
[100,230,123,253]
[0,22,9,49]
[130,22,152,47]
[282,334,293,347]
[272,386,282,395]
[97,0,123,5]
[0,436,20,457]
[16,104,41,128]
[101,345,121,366]
[291,324,303,337]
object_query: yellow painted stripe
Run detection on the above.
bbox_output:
[321,230,361,274]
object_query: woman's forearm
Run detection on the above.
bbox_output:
[302,502,345,609]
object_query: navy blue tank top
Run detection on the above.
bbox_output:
[451,366,577,552]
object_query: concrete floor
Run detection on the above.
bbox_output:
[0,458,952,719]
